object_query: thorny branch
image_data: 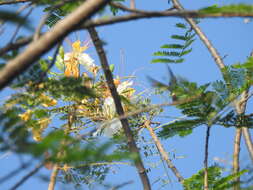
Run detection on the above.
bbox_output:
[88,26,151,190]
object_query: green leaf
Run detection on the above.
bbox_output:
[161,44,184,49]
[200,4,253,14]
[180,48,192,56]
[151,58,184,64]
[171,35,188,41]
[153,51,181,57]
[158,118,204,139]
[45,12,61,27]
[175,23,187,29]
[109,64,115,72]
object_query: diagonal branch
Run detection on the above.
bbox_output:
[87,27,151,190]
[8,162,44,190]
[144,120,184,184]
[233,128,242,190]
[204,126,211,190]
[0,0,110,90]
[0,36,32,57]
[47,165,59,190]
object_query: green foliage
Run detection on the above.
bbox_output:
[152,22,196,64]
[154,65,253,139]
[0,107,33,153]
[11,61,48,88]
[183,165,248,190]
[200,4,253,14]
[41,77,96,100]
[109,0,126,15]
[158,118,204,138]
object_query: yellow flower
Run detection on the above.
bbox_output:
[72,40,88,53]
[40,94,57,107]
[64,40,95,77]
[32,118,51,142]
[19,109,32,121]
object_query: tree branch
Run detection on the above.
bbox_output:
[1,10,253,57]
[47,165,59,190]
[204,126,211,190]
[87,27,151,190]
[0,0,110,90]
[144,120,184,184]
[130,0,135,9]
[233,128,242,190]
[8,162,44,190]
[0,36,32,57]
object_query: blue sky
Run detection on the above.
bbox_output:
[1,0,253,190]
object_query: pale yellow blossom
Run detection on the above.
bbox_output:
[19,109,32,121]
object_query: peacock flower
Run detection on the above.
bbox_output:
[98,80,135,136]
[19,109,32,122]
[64,40,96,77]
[32,118,51,142]
[40,94,57,107]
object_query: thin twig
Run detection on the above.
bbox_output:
[0,0,110,90]
[204,126,211,190]
[37,41,62,83]
[235,89,253,160]
[0,161,31,184]
[33,13,50,41]
[110,181,133,190]
[0,36,32,56]
[233,128,242,190]
[8,3,33,43]
[88,27,151,190]
[130,0,135,9]
[243,128,253,162]
[144,120,184,184]
[47,165,59,190]
[8,162,44,190]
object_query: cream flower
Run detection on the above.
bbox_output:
[98,80,135,136]
[63,40,96,77]
[64,52,95,72]
[94,118,122,137]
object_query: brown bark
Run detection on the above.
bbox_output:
[204,126,211,190]
[47,165,59,190]
[145,120,184,184]
[88,27,151,190]
[233,128,242,190]
[0,0,110,90]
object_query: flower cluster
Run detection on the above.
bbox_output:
[18,40,138,140]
